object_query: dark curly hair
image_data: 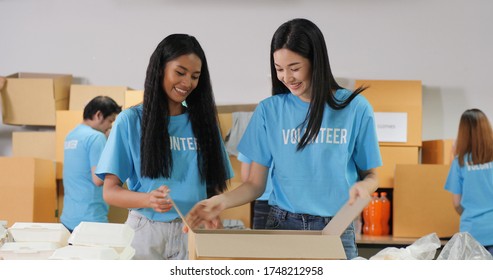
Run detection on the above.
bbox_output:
[141,34,228,196]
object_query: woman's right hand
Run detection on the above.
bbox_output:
[149,185,172,213]
[185,195,226,230]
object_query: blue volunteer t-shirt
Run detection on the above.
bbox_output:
[444,156,493,246]
[95,105,233,222]
[61,124,108,231]
[237,90,382,217]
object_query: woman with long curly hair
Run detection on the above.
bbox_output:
[96,34,232,259]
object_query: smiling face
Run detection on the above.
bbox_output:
[273,48,312,102]
[163,53,202,115]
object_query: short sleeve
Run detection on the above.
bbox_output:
[95,112,134,182]
[237,103,272,168]
[444,158,463,195]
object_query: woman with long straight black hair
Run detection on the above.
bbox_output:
[187,18,382,259]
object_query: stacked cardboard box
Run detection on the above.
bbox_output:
[393,164,459,238]
[0,157,57,227]
[422,139,455,164]
[0,74,144,225]
[0,73,72,126]
[355,80,423,188]
[69,84,143,110]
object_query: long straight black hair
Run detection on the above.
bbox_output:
[270,18,367,150]
[141,34,228,196]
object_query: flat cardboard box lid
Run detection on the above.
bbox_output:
[172,195,370,259]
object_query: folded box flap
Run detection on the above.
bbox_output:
[322,195,371,236]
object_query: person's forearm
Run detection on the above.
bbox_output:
[361,172,378,194]
[359,169,379,195]
[454,205,464,215]
[220,181,264,209]
[103,183,150,209]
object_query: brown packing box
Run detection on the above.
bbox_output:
[12,131,56,161]
[0,73,72,126]
[180,196,371,260]
[69,85,143,110]
[124,90,144,109]
[355,80,422,147]
[421,139,455,164]
[377,145,419,188]
[55,110,83,179]
[392,164,460,238]
[0,157,57,227]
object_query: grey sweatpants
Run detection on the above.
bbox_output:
[126,210,188,260]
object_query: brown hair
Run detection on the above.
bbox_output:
[455,108,493,166]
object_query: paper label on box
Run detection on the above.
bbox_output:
[374,112,408,142]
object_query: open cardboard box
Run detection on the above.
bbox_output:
[174,196,370,260]
[1,72,72,126]
[69,85,143,110]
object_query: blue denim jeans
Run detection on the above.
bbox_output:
[265,205,358,260]
[253,200,272,229]
[485,245,493,257]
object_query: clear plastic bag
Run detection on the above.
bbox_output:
[369,233,441,260]
[436,232,493,260]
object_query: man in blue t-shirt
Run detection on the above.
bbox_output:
[61,96,121,232]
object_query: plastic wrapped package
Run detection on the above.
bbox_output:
[369,233,441,260]
[436,232,493,260]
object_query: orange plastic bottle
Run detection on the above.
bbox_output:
[380,192,391,235]
[362,201,371,235]
[369,192,382,236]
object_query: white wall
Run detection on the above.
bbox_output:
[1,0,492,155]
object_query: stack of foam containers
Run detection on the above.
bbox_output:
[0,221,9,248]
[50,222,135,260]
[0,222,70,260]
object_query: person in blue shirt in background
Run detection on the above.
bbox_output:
[187,18,382,260]
[61,96,121,232]
[96,34,233,260]
[444,108,493,256]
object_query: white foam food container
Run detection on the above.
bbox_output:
[66,222,135,259]
[0,242,61,260]
[8,223,70,245]
[49,245,121,260]
[0,226,7,246]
